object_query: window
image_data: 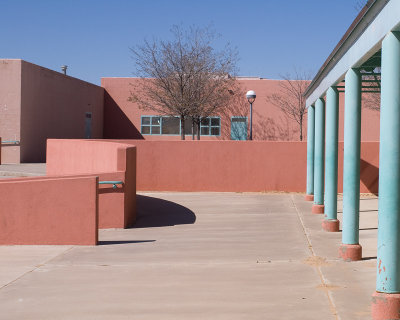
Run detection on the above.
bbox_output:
[141,116,161,135]
[201,117,220,136]
[140,115,220,136]
[162,117,180,134]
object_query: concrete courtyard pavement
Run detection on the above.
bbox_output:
[0,192,378,319]
[0,163,46,178]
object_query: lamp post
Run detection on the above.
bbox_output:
[246,90,256,140]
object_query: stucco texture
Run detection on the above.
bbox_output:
[101,77,381,142]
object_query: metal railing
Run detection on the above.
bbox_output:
[98,181,123,189]
[1,140,20,145]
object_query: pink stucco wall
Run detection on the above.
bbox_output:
[46,139,136,228]
[101,77,381,142]
[101,77,303,141]
[20,60,104,163]
[0,175,98,245]
[336,92,380,142]
[0,60,22,163]
[113,140,379,193]
[130,140,307,192]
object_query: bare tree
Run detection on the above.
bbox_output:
[217,84,249,139]
[363,92,380,111]
[129,25,238,140]
[266,69,311,141]
[190,80,242,140]
[360,69,381,111]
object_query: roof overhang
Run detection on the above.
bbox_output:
[305,0,400,106]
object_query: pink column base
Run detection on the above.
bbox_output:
[372,292,400,320]
[338,243,362,261]
[322,219,340,232]
[304,194,314,201]
[312,204,324,214]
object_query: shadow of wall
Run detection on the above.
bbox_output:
[360,159,379,195]
[133,195,196,228]
[103,91,144,139]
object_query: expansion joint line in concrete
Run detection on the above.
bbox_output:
[0,246,74,291]
[290,195,339,320]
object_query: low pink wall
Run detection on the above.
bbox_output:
[116,140,379,193]
[46,139,137,228]
[132,140,307,192]
[0,175,98,245]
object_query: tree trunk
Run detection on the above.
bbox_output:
[192,118,195,140]
[197,118,201,140]
[181,116,185,140]
[299,114,303,141]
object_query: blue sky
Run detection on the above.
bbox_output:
[0,0,362,85]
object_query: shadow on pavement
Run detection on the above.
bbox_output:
[133,195,196,228]
[98,240,156,245]
[337,209,378,213]
[362,256,377,261]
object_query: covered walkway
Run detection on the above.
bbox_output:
[304,0,400,317]
[0,192,377,319]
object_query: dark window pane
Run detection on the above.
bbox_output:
[211,127,220,135]
[162,117,180,134]
[141,126,150,134]
[152,117,161,125]
[184,118,196,135]
[152,126,160,134]
[201,127,209,135]
[201,118,210,126]
[142,117,151,125]
[211,118,220,126]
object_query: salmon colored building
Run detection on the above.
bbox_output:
[101,77,380,143]
[102,77,303,141]
[0,58,380,163]
[0,59,104,163]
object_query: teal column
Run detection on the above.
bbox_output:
[312,98,325,213]
[323,87,340,231]
[376,32,400,293]
[371,32,400,319]
[339,68,362,261]
[306,105,315,200]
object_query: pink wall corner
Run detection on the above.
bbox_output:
[97,171,126,228]
[20,60,104,163]
[0,60,22,163]
[46,139,137,228]
[46,139,120,174]
[121,146,137,227]
[0,175,98,245]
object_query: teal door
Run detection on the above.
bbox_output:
[231,117,247,140]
